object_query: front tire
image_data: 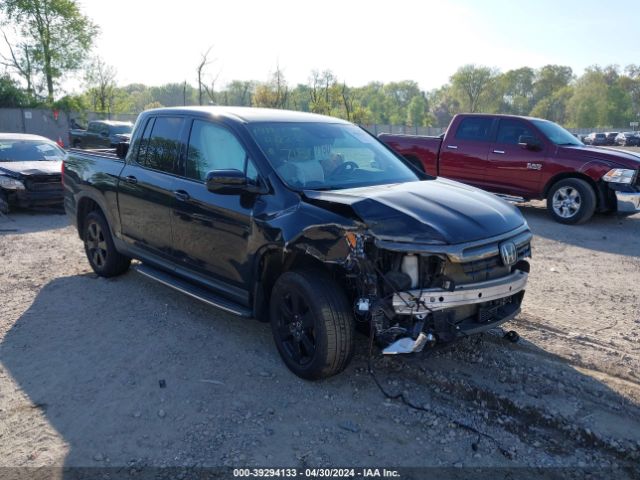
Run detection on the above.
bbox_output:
[83,210,130,277]
[270,269,355,380]
[547,178,596,224]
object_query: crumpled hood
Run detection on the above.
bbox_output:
[560,145,640,169]
[303,179,526,245]
[0,161,62,177]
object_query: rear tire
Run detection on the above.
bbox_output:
[83,210,130,277]
[547,178,596,224]
[270,269,355,380]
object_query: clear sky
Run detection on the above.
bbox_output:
[70,0,638,91]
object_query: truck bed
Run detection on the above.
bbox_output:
[63,148,125,235]
[378,133,442,176]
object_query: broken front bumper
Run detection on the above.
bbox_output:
[392,269,529,315]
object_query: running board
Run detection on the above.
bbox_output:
[134,263,253,318]
[495,194,526,204]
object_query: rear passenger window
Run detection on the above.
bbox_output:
[139,116,185,174]
[495,119,538,145]
[186,120,257,182]
[132,117,154,164]
[455,117,493,142]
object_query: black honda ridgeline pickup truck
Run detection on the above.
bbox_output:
[63,107,532,379]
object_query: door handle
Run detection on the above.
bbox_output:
[174,190,190,202]
[446,145,458,149]
[124,175,137,184]
[493,150,505,154]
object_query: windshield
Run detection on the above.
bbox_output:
[248,122,420,190]
[111,124,133,135]
[0,139,66,162]
[531,119,582,146]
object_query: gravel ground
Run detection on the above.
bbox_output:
[0,204,639,477]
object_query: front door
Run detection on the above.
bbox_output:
[485,118,544,198]
[118,115,187,259]
[171,119,260,300]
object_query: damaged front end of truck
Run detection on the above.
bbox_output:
[283,182,532,354]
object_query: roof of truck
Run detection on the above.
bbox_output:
[140,106,351,124]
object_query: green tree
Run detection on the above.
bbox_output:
[218,80,254,106]
[532,65,573,110]
[253,67,288,109]
[450,64,498,113]
[1,0,98,103]
[406,94,428,127]
[84,57,117,113]
[0,74,28,107]
[566,67,610,127]
[428,85,460,127]
[566,66,630,127]
[530,86,573,124]
[498,67,535,115]
[383,80,422,124]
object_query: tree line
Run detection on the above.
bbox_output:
[1,1,639,129]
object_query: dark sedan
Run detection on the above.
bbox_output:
[0,133,65,214]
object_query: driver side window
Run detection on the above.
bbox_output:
[186,120,257,182]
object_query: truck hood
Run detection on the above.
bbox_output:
[559,145,640,169]
[0,161,62,178]
[303,178,525,245]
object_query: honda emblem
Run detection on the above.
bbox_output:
[499,241,518,266]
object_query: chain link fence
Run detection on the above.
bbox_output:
[0,108,634,145]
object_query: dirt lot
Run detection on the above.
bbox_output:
[0,204,639,477]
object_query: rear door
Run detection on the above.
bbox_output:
[438,116,495,188]
[117,115,187,259]
[485,118,544,197]
[170,118,260,302]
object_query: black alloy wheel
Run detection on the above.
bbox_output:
[270,269,354,380]
[83,210,131,277]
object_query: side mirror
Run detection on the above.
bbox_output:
[205,169,263,194]
[518,135,542,151]
[116,141,129,159]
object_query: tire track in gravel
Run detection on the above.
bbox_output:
[370,337,640,467]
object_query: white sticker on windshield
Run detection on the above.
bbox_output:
[314,144,332,160]
[44,155,61,160]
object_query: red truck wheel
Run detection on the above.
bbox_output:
[547,178,596,224]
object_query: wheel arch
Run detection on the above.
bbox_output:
[542,172,609,210]
[251,245,347,322]
[75,193,117,241]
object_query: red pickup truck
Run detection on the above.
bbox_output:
[380,114,640,224]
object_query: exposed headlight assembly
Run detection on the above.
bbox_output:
[0,176,25,190]
[602,169,637,184]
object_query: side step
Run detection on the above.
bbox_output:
[495,194,526,204]
[134,263,253,318]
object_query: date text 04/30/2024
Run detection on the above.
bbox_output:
[233,468,401,478]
